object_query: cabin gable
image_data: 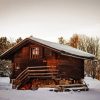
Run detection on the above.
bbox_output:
[11,41,58,78]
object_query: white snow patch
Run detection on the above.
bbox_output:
[0,77,12,90]
[84,77,100,89]
[0,77,100,100]
[0,77,10,83]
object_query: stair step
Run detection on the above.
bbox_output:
[54,84,89,92]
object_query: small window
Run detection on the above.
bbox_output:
[32,47,39,55]
[30,47,39,59]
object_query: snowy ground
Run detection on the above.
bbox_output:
[0,77,100,100]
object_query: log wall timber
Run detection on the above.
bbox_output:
[10,41,84,89]
[58,55,84,80]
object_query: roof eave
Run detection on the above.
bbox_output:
[61,52,95,60]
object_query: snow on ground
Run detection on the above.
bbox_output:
[0,77,100,100]
[0,77,11,90]
[84,77,100,89]
[0,77,10,83]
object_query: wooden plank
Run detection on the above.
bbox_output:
[29,75,53,78]
[27,69,58,72]
[29,73,57,75]
[27,66,57,69]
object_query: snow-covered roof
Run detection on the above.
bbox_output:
[0,37,95,59]
[29,37,95,59]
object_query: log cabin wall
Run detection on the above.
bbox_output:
[43,49,84,80]
[12,43,30,78]
[12,43,46,78]
[57,55,84,80]
[12,43,56,78]
[11,41,84,81]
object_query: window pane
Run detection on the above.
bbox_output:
[32,47,39,56]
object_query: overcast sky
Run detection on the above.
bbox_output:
[0,0,100,42]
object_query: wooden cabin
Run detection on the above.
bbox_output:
[0,37,95,89]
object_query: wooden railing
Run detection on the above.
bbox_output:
[14,66,58,88]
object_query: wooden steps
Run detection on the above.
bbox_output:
[54,84,89,92]
[14,66,58,89]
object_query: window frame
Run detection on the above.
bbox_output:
[30,47,40,59]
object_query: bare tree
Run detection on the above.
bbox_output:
[0,37,11,54]
[16,37,23,43]
[78,35,100,58]
[69,34,79,48]
[0,60,12,76]
[0,36,14,76]
[58,37,67,45]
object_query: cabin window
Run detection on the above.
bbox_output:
[30,47,39,59]
[32,47,39,55]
